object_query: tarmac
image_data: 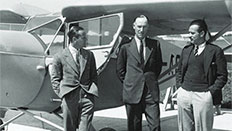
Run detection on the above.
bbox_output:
[1,104,232,131]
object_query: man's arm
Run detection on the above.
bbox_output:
[90,51,98,86]
[49,55,62,96]
[155,41,163,76]
[208,48,228,94]
[176,49,184,88]
[116,45,127,82]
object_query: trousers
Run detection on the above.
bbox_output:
[62,88,95,131]
[177,87,214,131]
[125,86,160,131]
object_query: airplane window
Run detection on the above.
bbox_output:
[0,23,25,31]
[24,15,60,31]
[78,15,120,47]
[68,13,123,68]
[29,20,63,45]
[28,19,65,56]
[48,30,65,56]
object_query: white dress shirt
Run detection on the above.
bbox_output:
[135,36,146,59]
[195,42,206,56]
[69,45,80,63]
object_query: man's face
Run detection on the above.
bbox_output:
[72,30,87,49]
[188,24,204,45]
[133,17,149,40]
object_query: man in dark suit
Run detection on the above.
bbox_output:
[50,26,98,131]
[116,15,163,131]
[176,19,228,131]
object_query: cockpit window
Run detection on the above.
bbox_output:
[70,15,120,47]
[28,19,63,45]
[24,15,60,31]
[27,18,65,56]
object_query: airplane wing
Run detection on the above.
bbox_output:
[62,0,232,36]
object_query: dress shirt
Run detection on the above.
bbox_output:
[135,36,146,59]
[195,42,206,56]
[69,45,80,63]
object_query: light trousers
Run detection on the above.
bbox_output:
[177,87,214,131]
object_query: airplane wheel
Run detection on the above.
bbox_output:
[99,127,116,131]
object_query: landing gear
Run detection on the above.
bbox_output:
[0,119,4,131]
[0,109,63,131]
[0,108,7,131]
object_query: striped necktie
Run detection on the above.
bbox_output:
[194,45,199,56]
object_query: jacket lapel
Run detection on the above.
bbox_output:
[144,38,153,65]
[79,48,87,78]
[183,45,193,73]
[204,44,214,75]
[128,38,141,63]
[63,49,80,74]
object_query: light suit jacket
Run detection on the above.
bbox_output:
[50,48,98,98]
[116,37,163,104]
[176,42,228,105]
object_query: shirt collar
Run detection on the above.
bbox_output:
[134,36,145,44]
[195,42,206,48]
[69,44,79,54]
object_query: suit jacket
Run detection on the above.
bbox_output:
[50,48,98,98]
[116,37,163,104]
[176,42,228,105]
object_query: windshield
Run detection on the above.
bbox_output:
[27,17,65,55]
[24,15,60,31]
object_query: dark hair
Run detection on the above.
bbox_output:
[189,19,208,34]
[67,26,84,42]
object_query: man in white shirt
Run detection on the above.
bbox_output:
[50,26,98,131]
[117,15,163,131]
[176,19,228,131]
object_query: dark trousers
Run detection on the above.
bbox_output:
[125,86,160,131]
[62,88,95,131]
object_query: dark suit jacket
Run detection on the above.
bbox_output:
[176,42,228,105]
[50,48,98,98]
[116,37,163,104]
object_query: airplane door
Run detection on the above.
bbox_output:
[0,31,47,108]
[68,13,123,68]
[14,18,65,112]
[66,13,125,110]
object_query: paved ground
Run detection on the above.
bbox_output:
[1,104,232,131]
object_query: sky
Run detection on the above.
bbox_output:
[0,0,78,13]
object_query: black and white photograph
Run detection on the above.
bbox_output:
[0,0,231,131]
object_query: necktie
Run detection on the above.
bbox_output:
[140,41,144,64]
[194,45,199,56]
[76,51,80,74]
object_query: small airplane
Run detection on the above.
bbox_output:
[0,0,231,130]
